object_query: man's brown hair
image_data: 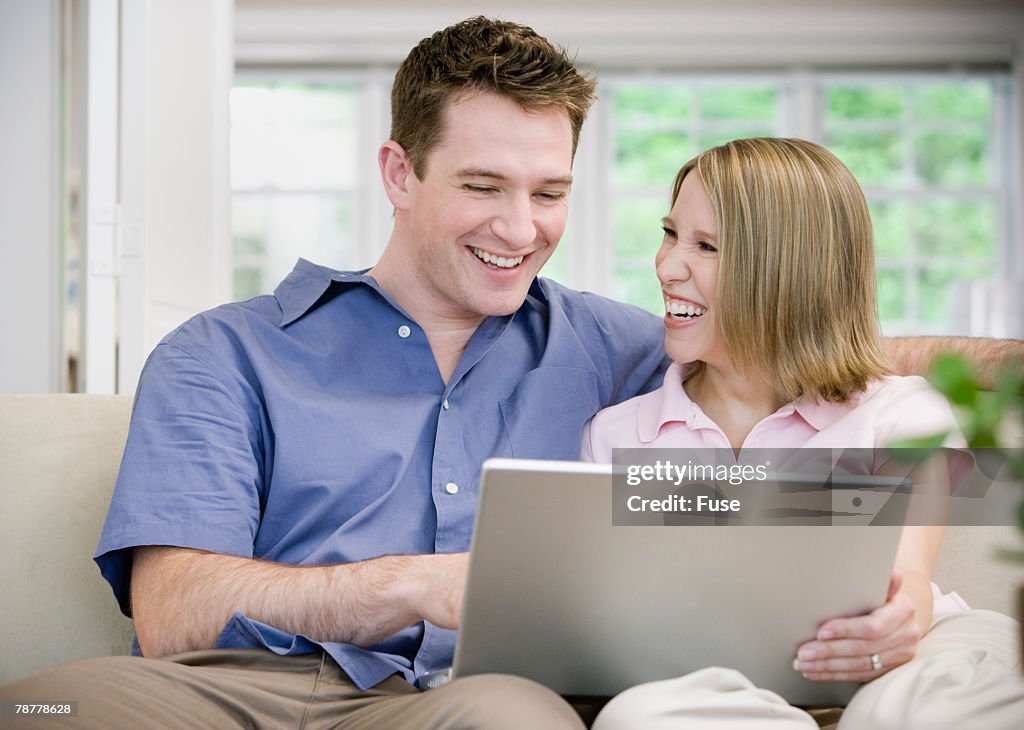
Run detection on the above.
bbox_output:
[391,16,597,178]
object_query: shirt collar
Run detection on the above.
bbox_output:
[635,361,863,441]
[274,259,374,326]
[274,259,550,331]
[636,361,700,442]
[791,387,871,432]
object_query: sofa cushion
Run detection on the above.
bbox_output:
[0,394,136,684]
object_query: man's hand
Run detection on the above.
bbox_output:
[792,571,923,682]
[406,552,469,630]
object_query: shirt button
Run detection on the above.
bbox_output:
[445,482,459,495]
[442,399,450,410]
[397,325,411,338]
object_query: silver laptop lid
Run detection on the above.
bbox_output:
[452,458,903,705]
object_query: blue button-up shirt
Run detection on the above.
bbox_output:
[95,259,668,690]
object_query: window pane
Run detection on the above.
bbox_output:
[914,130,990,187]
[613,266,663,315]
[825,130,906,187]
[698,87,777,120]
[869,200,911,258]
[823,77,1002,335]
[698,129,776,151]
[877,268,907,322]
[825,86,903,120]
[917,265,992,324]
[231,80,362,301]
[615,87,691,128]
[610,81,780,315]
[913,81,992,121]
[914,198,996,260]
[614,197,668,258]
[233,268,264,301]
[544,221,571,284]
[230,83,358,189]
[232,194,353,298]
[614,131,690,188]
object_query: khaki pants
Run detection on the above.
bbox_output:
[591,609,1024,730]
[0,649,584,729]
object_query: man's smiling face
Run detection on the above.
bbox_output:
[399,90,574,321]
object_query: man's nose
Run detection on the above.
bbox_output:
[491,194,538,249]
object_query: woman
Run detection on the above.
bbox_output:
[583,138,1020,729]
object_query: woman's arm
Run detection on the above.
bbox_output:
[891,525,945,636]
[792,456,949,682]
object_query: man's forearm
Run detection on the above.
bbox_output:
[131,546,465,658]
[884,336,1024,387]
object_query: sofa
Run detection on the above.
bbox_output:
[1,393,1020,686]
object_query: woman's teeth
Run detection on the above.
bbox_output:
[472,247,524,269]
[666,299,707,320]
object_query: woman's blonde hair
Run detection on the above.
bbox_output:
[672,137,892,403]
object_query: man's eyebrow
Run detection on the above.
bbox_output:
[457,168,573,186]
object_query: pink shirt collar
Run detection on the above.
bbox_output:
[637,361,871,443]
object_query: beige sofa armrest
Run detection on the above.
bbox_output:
[0,394,136,685]
[932,524,1020,617]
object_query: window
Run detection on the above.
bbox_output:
[821,78,1002,334]
[600,72,1010,335]
[607,81,782,314]
[230,81,362,299]
[229,71,1015,335]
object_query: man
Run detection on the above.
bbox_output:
[2,15,1018,730]
[2,17,662,729]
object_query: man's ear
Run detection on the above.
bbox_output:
[379,140,416,210]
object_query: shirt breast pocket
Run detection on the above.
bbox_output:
[498,367,601,459]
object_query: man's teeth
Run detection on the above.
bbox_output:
[472,247,524,269]
[666,299,707,320]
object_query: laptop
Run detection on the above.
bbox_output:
[447,458,906,706]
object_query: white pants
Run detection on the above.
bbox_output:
[592,610,1023,730]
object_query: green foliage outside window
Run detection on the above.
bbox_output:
[824,130,906,187]
[607,77,1002,337]
[825,80,997,334]
[610,83,780,318]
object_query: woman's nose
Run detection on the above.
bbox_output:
[656,248,691,285]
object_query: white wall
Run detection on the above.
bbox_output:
[0,0,233,395]
[0,0,60,393]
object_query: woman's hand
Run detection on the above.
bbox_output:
[793,571,925,682]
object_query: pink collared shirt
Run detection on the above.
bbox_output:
[582,362,967,461]
[581,361,973,619]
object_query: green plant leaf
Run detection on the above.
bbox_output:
[885,434,948,457]
[993,547,1024,563]
[928,353,979,406]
